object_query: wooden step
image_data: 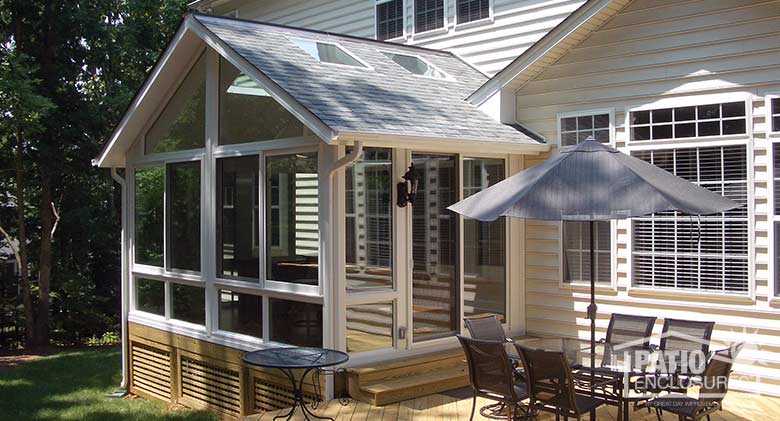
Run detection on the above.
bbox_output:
[346,348,469,406]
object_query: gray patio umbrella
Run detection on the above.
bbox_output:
[448,139,738,364]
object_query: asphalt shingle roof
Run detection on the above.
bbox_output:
[194,13,538,145]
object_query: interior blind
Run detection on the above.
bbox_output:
[631,145,749,293]
[774,144,780,296]
[415,0,444,33]
[376,0,404,41]
[457,0,489,24]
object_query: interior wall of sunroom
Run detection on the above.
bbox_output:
[122,42,533,377]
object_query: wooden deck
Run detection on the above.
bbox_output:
[248,389,780,420]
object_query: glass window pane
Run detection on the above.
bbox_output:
[346,302,394,352]
[168,162,201,272]
[218,58,304,145]
[722,119,746,135]
[773,116,780,132]
[218,290,262,338]
[266,153,319,284]
[269,298,322,346]
[134,167,164,266]
[561,117,577,131]
[346,148,393,291]
[652,108,672,123]
[721,101,745,118]
[593,114,609,129]
[145,54,205,154]
[415,0,444,32]
[773,98,780,115]
[561,132,577,146]
[594,129,610,143]
[135,278,164,316]
[172,284,204,325]
[675,123,696,138]
[217,156,259,281]
[383,52,448,79]
[697,104,720,120]
[577,115,593,130]
[563,221,610,283]
[292,39,365,68]
[675,106,695,121]
[631,111,650,125]
[633,127,650,141]
[463,158,505,320]
[652,124,672,140]
[412,153,458,342]
[698,121,720,136]
[376,0,404,40]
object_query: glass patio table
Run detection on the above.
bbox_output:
[243,347,349,421]
[511,337,652,421]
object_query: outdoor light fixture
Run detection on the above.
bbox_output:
[396,164,419,207]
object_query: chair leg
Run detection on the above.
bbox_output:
[655,408,662,421]
[470,394,477,421]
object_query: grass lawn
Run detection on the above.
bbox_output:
[0,347,218,421]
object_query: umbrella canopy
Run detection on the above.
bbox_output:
[449,140,738,222]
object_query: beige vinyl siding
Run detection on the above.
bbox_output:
[516,0,780,396]
[210,0,585,75]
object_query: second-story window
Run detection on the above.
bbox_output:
[629,101,747,141]
[559,112,610,146]
[771,97,780,132]
[376,0,404,41]
[457,0,490,24]
[415,0,444,33]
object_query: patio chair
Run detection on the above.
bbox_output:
[457,335,529,420]
[659,318,716,355]
[643,343,743,421]
[464,314,511,342]
[515,343,607,420]
[599,313,657,367]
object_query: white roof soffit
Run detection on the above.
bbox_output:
[466,0,623,106]
[94,14,337,168]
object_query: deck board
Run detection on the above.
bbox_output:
[255,389,778,420]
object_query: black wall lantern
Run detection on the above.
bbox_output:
[396,164,419,208]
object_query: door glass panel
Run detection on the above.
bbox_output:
[345,148,393,291]
[463,158,505,322]
[266,153,319,285]
[346,302,394,352]
[217,156,259,281]
[411,153,458,342]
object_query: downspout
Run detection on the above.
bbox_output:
[110,167,129,389]
[327,141,363,178]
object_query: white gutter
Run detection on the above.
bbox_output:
[110,168,129,389]
[328,141,363,178]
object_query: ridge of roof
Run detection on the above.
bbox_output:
[191,11,454,57]
[466,0,626,106]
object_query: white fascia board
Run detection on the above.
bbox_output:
[187,16,339,144]
[336,131,550,155]
[466,0,614,107]
[94,22,192,168]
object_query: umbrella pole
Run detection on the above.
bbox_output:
[589,221,597,421]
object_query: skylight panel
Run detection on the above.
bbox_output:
[383,52,449,79]
[291,38,367,68]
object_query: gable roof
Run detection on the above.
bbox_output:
[96,13,543,168]
[467,0,631,106]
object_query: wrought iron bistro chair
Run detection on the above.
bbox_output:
[599,313,657,367]
[457,335,529,421]
[515,344,608,420]
[644,343,743,421]
[464,314,511,343]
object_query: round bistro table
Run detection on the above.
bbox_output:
[243,347,349,421]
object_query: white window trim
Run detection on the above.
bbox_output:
[454,0,494,29]
[374,0,407,41]
[411,0,449,38]
[556,108,616,148]
[768,133,780,304]
[625,92,753,145]
[624,138,755,299]
[558,220,618,292]
[288,37,373,71]
[767,93,780,137]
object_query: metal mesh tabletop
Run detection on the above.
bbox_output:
[242,347,349,370]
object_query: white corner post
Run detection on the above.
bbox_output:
[111,167,129,389]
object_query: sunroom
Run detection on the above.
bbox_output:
[95,12,548,417]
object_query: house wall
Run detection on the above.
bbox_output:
[204,0,585,75]
[514,0,780,395]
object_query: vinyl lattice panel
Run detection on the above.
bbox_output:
[180,357,241,417]
[131,341,172,402]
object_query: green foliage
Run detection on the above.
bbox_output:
[0,0,188,348]
[0,347,218,421]
[85,331,120,347]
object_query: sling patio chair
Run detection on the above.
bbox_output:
[515,343,610,420]
[599,313,657,368]
[464,314,511,343]
[642,342,743,421]
[648,318,716,393]
[457,335,529,420]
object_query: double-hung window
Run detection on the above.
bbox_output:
[457,0,490,24]
[558,111,612,284]
[632,145,749,293]
[414,0,444,33]
[770,96,780,133]
[376,0,404,40]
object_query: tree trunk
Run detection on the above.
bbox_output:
[15,130,35,346]
[35,175,54,347]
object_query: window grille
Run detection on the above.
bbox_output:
[560,113,610,146]
[773,144,780,296]
[376,0,404,40]
[632,145,748,293]
[414,0,444,33]
[457,0,489,24]
[563,221,611,283]
[630,102,746,141]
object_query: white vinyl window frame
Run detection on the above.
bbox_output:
[556,108,615,148]
[412,0,448,38]
[454,0,494,28]
[767,94,780,136]
[374,0,406,41]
